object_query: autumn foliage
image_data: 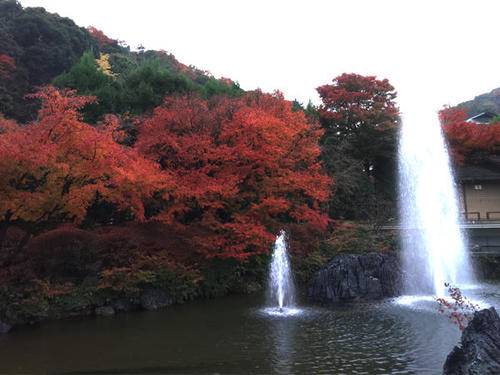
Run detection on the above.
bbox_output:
[0,87,161,247]
[137,91,332,259]
[436,283,479,331]
[439,107,500,165]
[317,73,399,172]
[0,87,331,263]
[0,86,333,321]
[86,26,116,47]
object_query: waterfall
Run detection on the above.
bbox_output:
[398,107,474,297]
[268,230,295,310]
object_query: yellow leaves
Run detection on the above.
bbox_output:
[95,54,117,77]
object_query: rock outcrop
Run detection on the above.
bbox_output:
[95,305,115,317]
[443,307,500,375]
[140,289,174,311]
[308,253,402,303]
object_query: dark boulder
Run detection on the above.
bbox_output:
[443,307,500,375]
[308,253,402,303]
[113,298,137,313]
[95,305,115,317]
[140,289,174,311]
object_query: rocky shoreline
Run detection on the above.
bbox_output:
[307,252,500,374]
[0,288,177,334]
[0,252,405,334]
[443,307,500,375]
[0,272,266,334]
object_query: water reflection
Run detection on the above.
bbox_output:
[270,315,297,374]
[0,287,499,374]
[258,303,443,374]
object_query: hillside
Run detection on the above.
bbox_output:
[456,87,500,117]
[0,0,243,123]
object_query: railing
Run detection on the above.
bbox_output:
[462,211,480,221]
[461,211,500,222]
[470,245,500,256]
[486,211,500,220]
[380,215,500,231]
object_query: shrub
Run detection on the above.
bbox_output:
[292,222,400,283]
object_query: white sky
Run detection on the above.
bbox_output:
[20,0,500,114]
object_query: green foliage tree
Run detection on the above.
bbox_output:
[120,61,196,114]
[107,53,138,75]
[200,77,244,98]
[52,51,244,122]
[53,54,199,121]
[0,0,97,122]
[317,73,400,221]
[53,52,118,123]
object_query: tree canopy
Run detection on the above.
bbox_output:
[316,73,400,220]
[0,0,97,121]
[0,87,160,249]
[137,91,332,259]
[440,107,500,165]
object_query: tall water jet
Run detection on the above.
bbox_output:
[398,107,473,297]
[268,230,295,311]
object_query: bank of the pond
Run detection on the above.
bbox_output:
[0,222,400,333]
[3,249,497,335]
[1,284,500,374]
[0,256,267,333]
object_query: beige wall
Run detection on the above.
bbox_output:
[460,181,500,220]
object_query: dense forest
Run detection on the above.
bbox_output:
[0,0,496,325]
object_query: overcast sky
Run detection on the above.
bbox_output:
[20,0,500,115]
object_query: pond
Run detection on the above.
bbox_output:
[0,283,499,374]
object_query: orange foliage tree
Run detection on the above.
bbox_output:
[0,87,162,249]
[439,107,500,165]
[86,26,116,47]
[136,91,332,260]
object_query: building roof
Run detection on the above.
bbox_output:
[466,111,498,124]
[456,156,500,181]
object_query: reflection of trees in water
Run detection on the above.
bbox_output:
[270,318,298,375]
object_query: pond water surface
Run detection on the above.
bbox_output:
[0,283,499,374]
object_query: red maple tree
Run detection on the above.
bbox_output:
[136,91,332,259]
[317,73,399,173]
[439,107,500,165]
[0,87,161,249]
[436,283,479,331]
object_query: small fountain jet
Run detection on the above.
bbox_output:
[267,230,297,315]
